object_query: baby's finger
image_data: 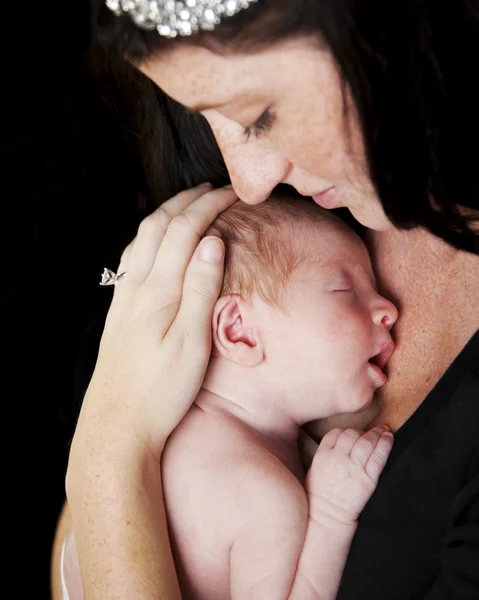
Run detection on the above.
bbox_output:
[170,236,225,352]
[365,431,394,482]
[145,187,236,304]
[317,428,344,451]
[127,183,214,287]
[349,427,386,466]
[333,429,363,455]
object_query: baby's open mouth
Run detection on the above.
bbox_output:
[369,340,395,371]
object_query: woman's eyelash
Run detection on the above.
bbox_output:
[243,108,273,140]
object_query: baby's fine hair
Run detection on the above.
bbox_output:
[207,193,343,308]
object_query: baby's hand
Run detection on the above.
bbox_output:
[306,427,393,525]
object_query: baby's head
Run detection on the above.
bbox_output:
[206,194,398,423]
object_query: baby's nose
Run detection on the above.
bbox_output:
[379,298,399,330]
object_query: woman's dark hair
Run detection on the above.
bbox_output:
[90,0,479,253]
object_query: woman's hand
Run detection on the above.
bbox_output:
[69,183,237,463]
[65,184,236,600]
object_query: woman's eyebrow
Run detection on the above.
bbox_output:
[185,101,226,113]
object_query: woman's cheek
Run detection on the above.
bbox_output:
[278,113,344,181]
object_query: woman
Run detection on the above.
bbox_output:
[58,1,479,599]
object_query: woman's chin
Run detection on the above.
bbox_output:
[348,205,393,232]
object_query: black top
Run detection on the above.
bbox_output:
[338,330,479,600]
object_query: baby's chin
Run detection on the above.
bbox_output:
[354,396,381,419]
[305,396,380,439]
[347,399,381,431]
[341,385,377,415]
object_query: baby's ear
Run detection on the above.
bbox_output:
[212,295,264,367]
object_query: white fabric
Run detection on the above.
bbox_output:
[60,538,71,600]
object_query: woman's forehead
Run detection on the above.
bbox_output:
[139,37,319,109]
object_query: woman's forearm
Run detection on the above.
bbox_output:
[62,188,232,599]
[66,442,181,600]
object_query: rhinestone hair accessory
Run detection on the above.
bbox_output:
[105,0,258,38]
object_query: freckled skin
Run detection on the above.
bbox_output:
[367,227,479,430]
[54,34,479,600]
[141,39,384,225]
[140,38,479,432]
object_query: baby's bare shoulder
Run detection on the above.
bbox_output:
[162,405,307,598]
[163,406,305,519]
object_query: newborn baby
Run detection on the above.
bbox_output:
[162,194,397,600]
[61,194,397,600]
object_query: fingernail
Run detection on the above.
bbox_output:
[198,236,224,263]
[223,184,234,189]
[197,182,213,188]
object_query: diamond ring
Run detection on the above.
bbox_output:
[100,268,127,286]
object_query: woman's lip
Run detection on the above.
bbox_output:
[312,186,342,209]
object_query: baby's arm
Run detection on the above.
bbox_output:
[230,426,393,600]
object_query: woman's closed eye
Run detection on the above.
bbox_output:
[243,108,274,140]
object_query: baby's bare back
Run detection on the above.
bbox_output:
[60,408,391,600]
[161,404,307,600]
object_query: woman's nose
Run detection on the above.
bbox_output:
[208,114,291,204]
[373,295,399,330]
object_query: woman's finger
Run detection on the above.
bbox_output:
[170,235,226,349]
[145,187,236,308]
[110,240,134,301]
[127,183,214,287]
[117,239,133,274]
[103,241,134,328]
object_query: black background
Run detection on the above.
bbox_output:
[2,3,359,597]
[3,2,146,597]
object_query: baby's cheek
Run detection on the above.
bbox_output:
[326,307,371,353]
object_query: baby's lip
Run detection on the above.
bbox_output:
[369,340,395,371]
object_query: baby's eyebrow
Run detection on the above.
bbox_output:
[344,264,377,287]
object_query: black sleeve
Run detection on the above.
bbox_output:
[424,474,479,599]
